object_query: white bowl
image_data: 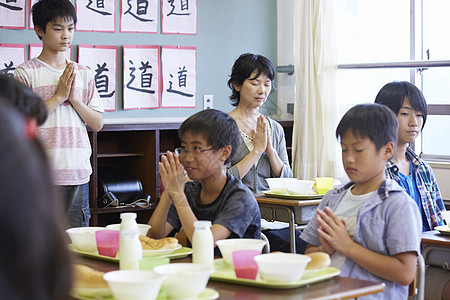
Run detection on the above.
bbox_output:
[105,224,151,236]
[216,239,266,265]
[103,270,166,300]
[254,253,311,282]
[265,178,289,194]
[66,227,107,252]
[284,179,315,195]
[153,263,213,300]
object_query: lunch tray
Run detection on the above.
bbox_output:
[71,287,219,300]
[69,244,192,263]
[262,190,325,200]
[434,225,450,236]
[210,258,340,289]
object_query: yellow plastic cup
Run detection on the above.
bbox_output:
[314,177,334,194]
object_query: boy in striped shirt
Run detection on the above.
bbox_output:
[15,0,104,227]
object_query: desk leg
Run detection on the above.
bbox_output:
[276,206,296,254]
[257,203,298,253]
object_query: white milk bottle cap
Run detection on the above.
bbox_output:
[194,220,212,228]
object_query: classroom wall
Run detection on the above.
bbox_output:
[0,0,277,119]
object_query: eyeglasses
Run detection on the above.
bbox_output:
[174,147,214,156]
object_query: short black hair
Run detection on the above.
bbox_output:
[228,53,275,107]
[0,75,48,125]
[32,0,77,40]
[179,109,241,164]
[375,81,427,128]
[336,103,398,152]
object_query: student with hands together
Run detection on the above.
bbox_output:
[14,0,104,228]
[227,53,293,194]
[301,104,422,299]
[148,109,261,253]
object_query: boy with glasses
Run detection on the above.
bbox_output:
[148,109,261,252]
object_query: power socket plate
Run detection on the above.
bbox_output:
[203,95,213,109]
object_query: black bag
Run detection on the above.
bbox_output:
[97,166,150,208]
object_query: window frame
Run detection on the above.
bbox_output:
[337,0,450,162]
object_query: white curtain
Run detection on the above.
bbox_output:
[292,0,343,180]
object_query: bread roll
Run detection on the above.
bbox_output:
[139,235,179,250]
[73,264,109,288]
[305,252,331,270]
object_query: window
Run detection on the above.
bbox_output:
[337,0,450,160]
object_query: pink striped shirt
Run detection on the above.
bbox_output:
[15,58,104,185]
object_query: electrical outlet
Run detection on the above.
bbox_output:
[203,94,213,109]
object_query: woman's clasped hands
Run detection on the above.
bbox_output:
[252,115,270,154]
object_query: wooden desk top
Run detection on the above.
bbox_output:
[254,193,322,207]
[74,255,385,300]
[421,230,450,247]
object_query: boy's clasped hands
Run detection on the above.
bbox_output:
[159,151,188,206]
[56,62,76,102]
[316,207,354,256]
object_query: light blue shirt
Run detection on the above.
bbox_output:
[301,179,422,300]
[398,159,429,231]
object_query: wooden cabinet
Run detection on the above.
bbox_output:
[88,122,182,226]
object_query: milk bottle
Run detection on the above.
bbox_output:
[119,212,143,270]
[192,220,214,268]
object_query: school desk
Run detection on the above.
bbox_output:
[254,193,323,253]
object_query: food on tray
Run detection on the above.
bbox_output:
[73,264,108,288]
[305,252,331,270]
[139,235,179,250]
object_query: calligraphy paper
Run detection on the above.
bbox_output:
[28,0,38,29]
[29,43,71,60]
[123,45,160,110]
[161,45,196,108]
[75,0,115,32]
[79,44,117,111]
[0,0,26,29]
[161,0,196,35]
[0,43,25,76]
[120,0,157,33]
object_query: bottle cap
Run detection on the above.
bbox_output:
[194,220,212,228]
[120,212,137,219]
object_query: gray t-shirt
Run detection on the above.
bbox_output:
[166,173,261,240]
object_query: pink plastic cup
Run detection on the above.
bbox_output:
[95,230,119,257]
[231,249,261,280]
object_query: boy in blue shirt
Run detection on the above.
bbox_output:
[301,103,421,299]
[148,109,261,251]
[375,81,445,231]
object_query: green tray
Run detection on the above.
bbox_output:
[434,225,450,236]
[210,258,340,289]
[69,244,192,263]
[71,287,219,300]
[262,190,324,200]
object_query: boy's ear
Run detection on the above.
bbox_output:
[383,141,395,160]
[219,145,232,162]
[35,26,44,38]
